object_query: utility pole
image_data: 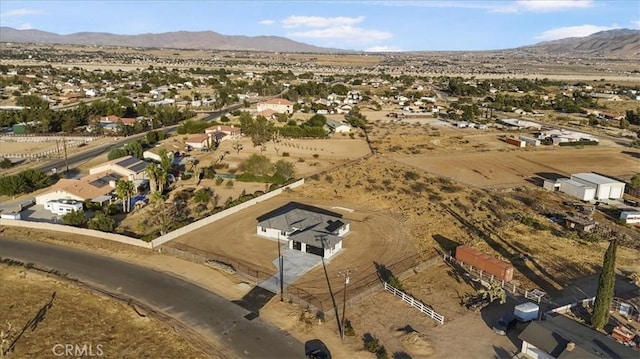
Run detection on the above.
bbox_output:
[277,233,284,301]
[338,268,356,341]
[62,137,69,173]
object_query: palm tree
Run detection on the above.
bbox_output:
[158,149,172,193]
[149,191,165,205]
[145,164,160,193]
[116,180,136,212]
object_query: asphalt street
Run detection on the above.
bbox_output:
[0,237,304,358]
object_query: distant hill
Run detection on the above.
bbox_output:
[0,27,345,53]
[1,27,638,57]
[519,29,640,58]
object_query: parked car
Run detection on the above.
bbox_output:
[305,339,331,359]
[492,313,517,335]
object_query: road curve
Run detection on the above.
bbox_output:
[0,237,304,358]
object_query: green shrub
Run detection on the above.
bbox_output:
[558,140,598,147]
[215,178,224,186]
[225,180,234,188]
[363,335,382,353]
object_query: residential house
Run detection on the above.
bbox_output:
[204,125,241,142]
[35,171,122,205]
[256,98,293,114]
[89,155,149,181]
[185,133,213,150]
[256,203,350,259]
[325,119,352,133]
[518,315,636,359]
[256,108,279,120]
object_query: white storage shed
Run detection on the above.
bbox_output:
[558,179,596,201]
[570,173,625,200]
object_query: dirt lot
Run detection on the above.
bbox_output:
[261,260,519,359]
[0,264,213,359]
[170,192,417,294]
[391,147,640,188]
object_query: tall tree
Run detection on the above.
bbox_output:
[115,180,135,213]
[158,149,172,193]
[145,164,160,193]
[591,238,618,330]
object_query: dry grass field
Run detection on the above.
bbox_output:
[391,147,639,188]
[0,265,213,359]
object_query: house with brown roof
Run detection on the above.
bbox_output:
[256,98,293,114]
[255,108,279,120]
[35,171,123,205]
[185,133,213,150]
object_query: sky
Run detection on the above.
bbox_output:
[1,0,638,52]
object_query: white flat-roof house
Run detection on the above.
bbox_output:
[256,98,293,114]
[44,199,84,216]
[257,203,350,259]
[570,173,625,200]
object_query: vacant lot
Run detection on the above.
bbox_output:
[0,265,213,359]
[391,147,640,188]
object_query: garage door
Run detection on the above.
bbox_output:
[598,185,611,200]
[306,245,324,257]
[609,186,623,199]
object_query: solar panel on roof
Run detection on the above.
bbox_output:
[116,157,138,167]
[129,162,148,173]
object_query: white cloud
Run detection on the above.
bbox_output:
[281,15,365,29]
[259,19,275,25]
[535,24,620,41]
[0,8,41,18]
[289,25,392,43]
[364,45,402,52]
[491,0,594,13]
[16,22,33,30]
[632,19,640,29]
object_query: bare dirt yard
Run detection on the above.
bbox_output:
[391,147,640,188]
[169,192,417,296]
[0,264,214,359]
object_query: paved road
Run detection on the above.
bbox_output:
[0,237,304,358]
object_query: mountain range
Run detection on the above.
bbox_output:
[1,27,638,57]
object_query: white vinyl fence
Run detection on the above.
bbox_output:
[383,281,444,325]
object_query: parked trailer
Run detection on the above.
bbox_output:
[455,245,514,282]
[514,302,539,322]
[519,136,540,146]
[504,137,526,148]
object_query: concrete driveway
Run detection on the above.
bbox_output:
[259,247,322,293]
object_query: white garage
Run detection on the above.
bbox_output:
[558,179,596,201]
[570,173,626,200]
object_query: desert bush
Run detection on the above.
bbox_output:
[310,174,320,181]
[225,180,234,188]
[363,334,382,353]
[282,152,290,157]
[297,157,305,163]
[344,320,356,337]
[404,171,419,181]
[325,174,334,183]
[215,178,224,186]
[313,153,319,158]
